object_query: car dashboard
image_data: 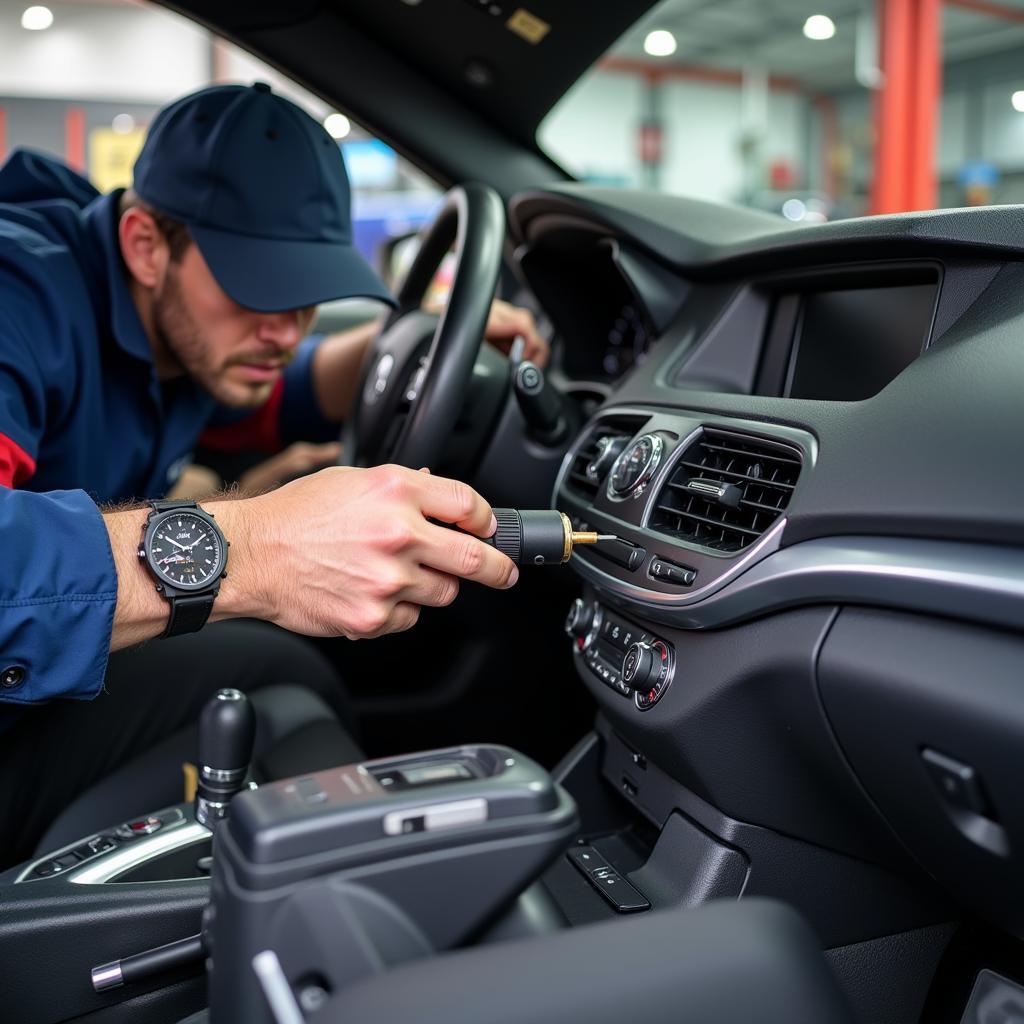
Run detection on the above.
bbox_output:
[507,184,1024,955]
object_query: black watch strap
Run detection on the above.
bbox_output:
[163,592,216,638]
[151,498,198,513]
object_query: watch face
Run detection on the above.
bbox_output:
[148,512,223,590]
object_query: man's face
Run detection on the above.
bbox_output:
[153,242,316,408]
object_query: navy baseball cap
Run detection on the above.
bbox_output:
[132,82,394,312]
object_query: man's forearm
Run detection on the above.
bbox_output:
[105,500,269,651]
[311,319,381,422]
[104,464,518,654]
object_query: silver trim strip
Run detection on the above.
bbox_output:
[15,808,186,883]
[252,950,305,1024]
[591,535,1024,632]
[70,821,210,884]
[572,516,788,607]
[91,962,123,992]
[201,765,245,783]
[383,797,488,836]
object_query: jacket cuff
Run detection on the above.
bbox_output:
[0,488,117,705]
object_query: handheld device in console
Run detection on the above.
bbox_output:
[206,744,578,1024]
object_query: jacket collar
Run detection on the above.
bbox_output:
[84,189,156,365]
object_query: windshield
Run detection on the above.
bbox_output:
[540,0,1024,222]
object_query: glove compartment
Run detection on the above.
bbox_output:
[818,608,1024,935]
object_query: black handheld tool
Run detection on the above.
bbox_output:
[483,509,616,566]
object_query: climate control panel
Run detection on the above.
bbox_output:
[565,599,674,710]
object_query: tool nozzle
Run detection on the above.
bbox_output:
[484,509,620,565]
[570,532,618,546]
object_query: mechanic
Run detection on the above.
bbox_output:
[0,82,546,868]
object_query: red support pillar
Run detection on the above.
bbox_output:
[870,0,943,214]
[64,106,87,174]
[910,0,942,210]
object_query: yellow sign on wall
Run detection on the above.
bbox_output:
[89,127,145,194]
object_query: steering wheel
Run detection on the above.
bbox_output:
[342,183,506,470]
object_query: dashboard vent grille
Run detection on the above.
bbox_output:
[565,416,649,502]
[650,429,802,552]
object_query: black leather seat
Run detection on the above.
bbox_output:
[176,899,852,1024]
[12,621,362,861]
[36,682,363,854]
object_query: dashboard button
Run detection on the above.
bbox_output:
[650,557,697,586]
[567,845,611,874]
[590,538,646,571]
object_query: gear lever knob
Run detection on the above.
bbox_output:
[195,688,256,828]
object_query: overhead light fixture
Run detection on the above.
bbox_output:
[1012,91,1024,113]
[782,198,807,222]
[803,14,836,41]
[111,114,135,135]
[323,113,351,140]
[21,5,54,30]
[643,29,677,58]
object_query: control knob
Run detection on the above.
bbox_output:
[622,639,673,708]
[622,642,657,690]
[565,598,599,647]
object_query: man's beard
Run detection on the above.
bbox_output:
[153,266,271,409]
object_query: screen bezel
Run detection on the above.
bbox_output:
[753,262,941,400]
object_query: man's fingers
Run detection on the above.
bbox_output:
[517,326,550,368]
[413,470,496,538]
[484,300,550,369]
[399,566,461,609]
[419,521,518,590]
[376,601,421,637]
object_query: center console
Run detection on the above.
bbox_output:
[207,744,577,1022]
[0,686,857,1024]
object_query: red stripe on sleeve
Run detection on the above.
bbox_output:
[0,433,36,487]
[198,378,284,455]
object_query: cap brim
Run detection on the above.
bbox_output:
[191,224,396,312]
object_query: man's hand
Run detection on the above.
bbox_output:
[216,465,517,640]
[106,465,517,650]
[314,300,548,422]
[481,299,549,368]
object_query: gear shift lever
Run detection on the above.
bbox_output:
[195,688,255,828]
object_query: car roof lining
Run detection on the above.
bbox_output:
[162,1,656,171]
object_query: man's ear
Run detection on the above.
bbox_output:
[119,207,169,290]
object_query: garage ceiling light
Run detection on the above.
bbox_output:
[112,114,135,135]
[782,198,807,221]
[803,14,836,40]
[1012,91,1024,113]
[21,5,53,30]
[643,30,677,58]
[323,113,351,139]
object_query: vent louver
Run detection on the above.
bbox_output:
[565,416,649,502]
[650,429,802,553]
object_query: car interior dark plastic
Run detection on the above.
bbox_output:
[5,1,1024,1022]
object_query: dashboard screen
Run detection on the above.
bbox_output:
[786,283,937,401]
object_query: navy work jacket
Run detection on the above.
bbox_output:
[0,150,336,728]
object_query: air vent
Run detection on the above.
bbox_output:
[565,416,649,502]
[650,429,802,553]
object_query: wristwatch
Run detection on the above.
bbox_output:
[138,500,230,638]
